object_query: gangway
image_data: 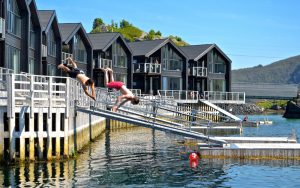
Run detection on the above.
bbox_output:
[200,99,241,121]
[77,106,227,145]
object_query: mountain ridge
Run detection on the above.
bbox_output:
[232,55,300,84]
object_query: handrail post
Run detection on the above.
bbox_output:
[7,74,14,118]
[30,75,34,118]
[48,77,52,118]
[66,78,70,118]
[8,74,16,160]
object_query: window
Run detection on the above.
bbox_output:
[5,45,20,73]
[162,77,182,90]
[161,46,183,71]
[48,28,57,57]
[112,41,127,68]
[114,73,127,85]
[28,58,35,74]
[73,34,87,63]
[7,0,21,37]
[29,20,36,49]
[47,64,56,76]
[209,79,225,92]
[208,51,226,74]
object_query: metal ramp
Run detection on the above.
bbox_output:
[0,70,228,145]
[77,106,227,145]
[200,99,241,121]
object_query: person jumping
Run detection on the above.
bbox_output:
[58,57,96,100]
[101,68,139,112]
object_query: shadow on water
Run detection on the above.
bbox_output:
[1,119,300,187]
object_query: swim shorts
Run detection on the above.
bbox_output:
[107,81,124,90]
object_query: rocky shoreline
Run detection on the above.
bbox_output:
[216,103,283,115]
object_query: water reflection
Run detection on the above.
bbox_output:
[1,126,300,187]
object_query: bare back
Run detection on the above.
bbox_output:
[76,74,89,84]
[120,85,134,98]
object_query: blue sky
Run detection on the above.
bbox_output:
[35,0,300,70]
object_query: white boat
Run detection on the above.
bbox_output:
[258,120,273,125]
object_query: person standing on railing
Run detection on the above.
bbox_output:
[100,68,139,112]
[58,57,96,100]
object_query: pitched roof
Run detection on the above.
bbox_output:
[180,44,231,62]
[59,23,81,43]
[128,39,169,57]
[28,0,41,28]
[88,32,132,53]
[59,23,92,48]
[180,44,213,60]
[37,10,55,31]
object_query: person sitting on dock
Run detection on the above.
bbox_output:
[243,115,248,121]
[100,68,139,112]
[58,57,96,101]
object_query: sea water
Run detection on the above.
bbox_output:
[1,115,300,187]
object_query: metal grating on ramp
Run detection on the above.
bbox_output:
[77,106,227,145]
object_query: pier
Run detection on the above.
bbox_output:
[1,70,300,162]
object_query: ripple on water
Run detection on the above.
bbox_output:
[1,116,300,187]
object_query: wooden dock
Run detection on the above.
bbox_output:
[200,143,300,160]
[191,126,242,135]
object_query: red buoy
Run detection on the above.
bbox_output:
[189,152,199,168]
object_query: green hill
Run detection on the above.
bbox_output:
[232,55,300,84]
[91,18,189,45]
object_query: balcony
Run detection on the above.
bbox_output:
[42,44,47,57]
[133,63,161,74]
[61,52,73,64]
[191,67,207,77]
[203,91,245,104]
[158,90,199,103]
[94,58,112,69]
[0,18,5,39]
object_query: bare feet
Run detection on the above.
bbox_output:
[99,68,107,73]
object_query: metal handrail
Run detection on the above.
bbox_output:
[158,90,199,101]
[61,52,73,64]
[204,91,246,104]
[133,63,161,74]
[192,67,207,77]
[93,58,112,69]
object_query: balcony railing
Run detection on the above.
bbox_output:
[133,63,161,74]
[192,67,207,77]
[94,58,112,69]
[203,91,245,104]
[158,90,199,103]
[0,17,5,39]
[61,52,73,64]
[42,44,47,57]
[130,89,142,96]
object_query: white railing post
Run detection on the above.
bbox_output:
[48,77,52,118]
[66,78,70,118]
[8,74,15,160]
[7,74,15,118]
[30,75,34,118]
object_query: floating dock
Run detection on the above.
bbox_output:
[191,126,242,135]
[200,143,300,160]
